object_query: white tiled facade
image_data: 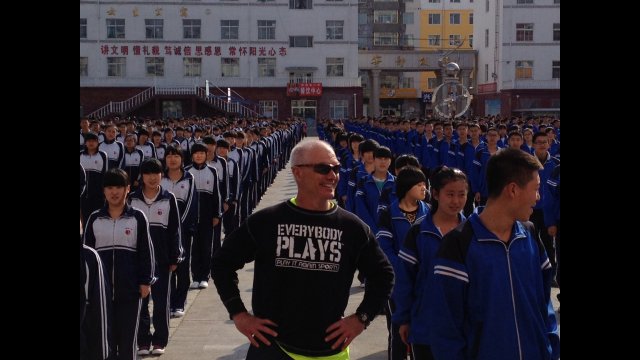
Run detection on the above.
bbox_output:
[473,0,560,116]
[80,0,361,119]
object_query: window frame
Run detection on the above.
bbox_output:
[221,20,240,40]
[183,19,201,39]
[326,57,344,77]
[184,57,202,77]
[106,18,125,39]
[258,57,276,77]
[258,20,276,40]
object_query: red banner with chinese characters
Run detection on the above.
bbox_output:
[287,83,323,97]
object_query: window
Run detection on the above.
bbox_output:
[403,12,414,25]
[259,101,278,119]
[107,57,126,77]
[517,0,533,3]
[221,58,240,77]
[373,32,398,46]
[184,57,202,77]
[358,36,368,49]
[258,58,276,77]
[428,77,439,89]
[358,13,368,25]
[145,57,164,77]
[449,34,461,46]
[485,0,489,12]
[375,11,398,24]
[553,23,560,41]
[183,19,201,39]
[515,60,533,79]
[80,57,88,76]
[80,18,87,39]
[484,28,489,47]
[326,20,344,40]
[552,61,560,78]
[106,19,125,39]
[402,77,414,88]
[327,57,344,77]
[258,20,276,40]
[428,35,441,46]
[469,35,473,47]
[289,36,313,47]
[484,64,488,82]
[290,0,312,9]
[554,0,560,3]
[330,100,348,119]
[221,20,239,40]
[428,14,441,25]
[469,13,473,24]
[428,0,440,2]
[381,75,398,88]
[401,34,414,47]
[516,23,533,42]
[450,0,460,2]
[145,19,163,39]
[450,13,461,25]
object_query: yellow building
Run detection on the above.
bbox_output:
[419,6,474,92]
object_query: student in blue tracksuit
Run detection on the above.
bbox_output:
[129,159,183,355]
[376,166,429,360]
[80,132,109,223]
[185,143,222,289]
[544,163,561,304]
[83,168,156,360]
[80,219,112,360]
[355,146,395,234]
[162,146,198,318]
[393,166,468,360]
[430,148,560,360]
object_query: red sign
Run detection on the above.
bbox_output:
[287,83,323,97]
[99,44,287,57]
[478,82,497,94]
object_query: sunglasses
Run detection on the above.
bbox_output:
[295,163,341,175]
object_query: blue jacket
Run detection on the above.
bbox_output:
[376,199,429,303]
[161,170,198,236]
[393,211,465,344]
[355,172,395,234]
[543,164,560,227]
[430,212,560,360]
[84,205,157,301]
[129,187,184,267]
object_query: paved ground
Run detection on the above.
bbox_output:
[146,136,560,359]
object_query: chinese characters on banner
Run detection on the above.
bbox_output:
[287,83,323,97]
[100,45,287,57]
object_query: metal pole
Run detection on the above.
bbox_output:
[353,93,357,118]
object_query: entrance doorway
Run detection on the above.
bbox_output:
[292,100,317,136]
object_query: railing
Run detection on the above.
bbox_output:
[87,86,260,119]
[87,87,156,119]
[195,87,260,117]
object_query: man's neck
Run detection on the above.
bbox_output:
[478,202,514,242]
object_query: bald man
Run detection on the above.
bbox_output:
[212,139,394,360]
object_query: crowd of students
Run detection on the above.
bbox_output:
[80,111,561,360]
[317,114,560,360]
[80,115,305,359]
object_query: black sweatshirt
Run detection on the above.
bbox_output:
[212,200,394,356]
